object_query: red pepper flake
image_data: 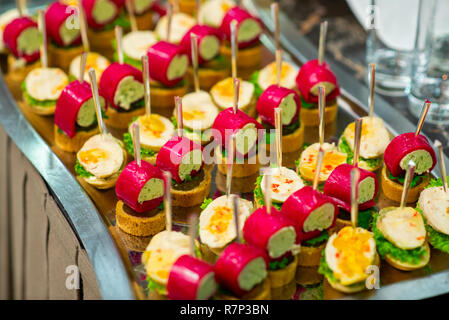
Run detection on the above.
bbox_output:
[417,236,425,241]
[413,212,419,217]
[285,179,294,184]
[409,222,416,228]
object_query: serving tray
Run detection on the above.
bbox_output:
[1,0,448,300]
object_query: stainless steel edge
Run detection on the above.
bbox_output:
[0,72,135,300]
[247,0,449,299]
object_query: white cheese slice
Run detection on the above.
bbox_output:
[199,0,236,28]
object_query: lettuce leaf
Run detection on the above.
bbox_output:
[249,70,263,98]
[300,95,317,109]
[254,175,283,211]
[416,206,449,254]
[371,211,427,264]
[123,132,156,158]
[427,175,449,188]
[318,251,336,282]
[339,136,382,169]
[146,277,166,295]
[268,256,290,271]
[21,81,57,107]
[387,167,423,188]
[200,197,213,210]
[75,159,94,178]
[303,230,329,247]
[102,11,131,31]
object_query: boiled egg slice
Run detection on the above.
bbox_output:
[178,90,219,131]
[77,134,124,179]
[155,12,195,44]
[199,195,253,249]
[199,0,236,28]
[261,166,304,203]
[210,77,255,110]
[325,226,376,286]
[257,61,299,91]
[419,186,449,235]
[343,116,390,159]
[70,52,110,84]
[377,207,426,250]
[129,114,175,151]
[122,30,157,61]
[299,142,347,182]
[25,67,69,101]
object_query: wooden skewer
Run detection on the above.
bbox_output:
[88,68,107,136]
[141,55,151,115]
[434,140,448,193]
[313,147,325,190]
[415,99,431,136]
[318,21,328,65]
[163,171,172,232]
[188,214,198,257]
[175,96,183,137]
[190,33,200,93]
[77,3,90,52]
[233,78,240,114]
[166,3,173,43]
[318,85,326,146]
[16,0,25,17]
[195,0,201,25]
[230,20,238,80]
[400,160,416,209]
[37,10,48,69]
[172,0,179,13]
[226,134,236,198]
[368,63,376,117]
[79,52,87,84]
[115,26,124,64]
[350,167,360,229]
[274,107,282,168]
[125,0,138,32]
[232,194,241,244]
[264,167,272,214]
[132,122,142,166]
[353,118,363,168]
[271,2,280,52]
[275,49,282,87]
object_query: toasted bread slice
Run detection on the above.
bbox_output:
[135,10,153,30]
[171,168,212,207]
[298,242,326,267]
[217,153,261,178]
[48,42,84,72]
[268,255,298,288]
[86,28,116,61]
[385,242,431,271]
[54,125,99,153]
[22,97,57,116]
[220,42,262,69]
[295,265,323,286]
[105,106,146,129]
[300,102,338,127]
[5,56,41,99]
[186,66,230,91]
[150,81,189,116]
[214,278,271,300]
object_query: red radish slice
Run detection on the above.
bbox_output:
[167,255,216,300]
[99,62,143,109]
[212,107,263,156]
[295,59,340,104]
[281,186,338,242]
[219,7,262,49]
[81,0,123,30]
[45,2,81,47]
[115,160,165,213]
[180,25,222,64]
[323,163,378,211]
[243,206,296,258]
[3,17,40,63]
[55,80,107,138]
[156,136,204,184]
[384,132,436,177]
[256,85,300,127]
[147,41,188,87]
[150,1,167,17]
[214,242,268,297]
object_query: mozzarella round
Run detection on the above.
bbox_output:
[325,226,376,286]
[123,30,157,61]
[377,207,426,250]
[199,195,253,249]
[130,114,174,151]
[343,116,390,159]
[25,67,69,101]
[199,0,235,28]
[143,230,191,285]
[210,77,255,110]
[77,134,124,179]
[258,62,299,91]
[419,186,449,235]
[0,9,20,52]
[179,91,219,131]
[260,167,304,203]
[70,52,110,84]
[299,142,347,182]
[155,12,195,44]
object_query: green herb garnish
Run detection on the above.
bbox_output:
[339,136,382,169]
[123,132,156,158]
[303,230,329,246]
[75,159,94,178]
[200,198,213,210]
[387,168,423,188]
[254,175,283,211]
[249,70,263,98]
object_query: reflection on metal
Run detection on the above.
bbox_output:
[0,72,135,299]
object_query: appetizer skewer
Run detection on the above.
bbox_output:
[125,0,154,31]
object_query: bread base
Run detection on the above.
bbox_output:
[215,93,257,118]
[86,28,116,61]
[270,279,297,300]
[300,102,338,127]
[220,42,262,69]
[265,120,304,153]
[215,169,260,194]
[186,66,230,91]
[217,153,261,178]
[381,166,430,203]
[115,225,153,252]
[135,10,153,30]
[268,255,298,288]
[385,242,431,271]
[48,43,84,72]
[298,242,326,267]
[115,200,166,237]
[5,56,41,99]
[105,106,146,129]
[54,125,99,153]
[199,243,220,265]
[22,96,56,116]
[150,81,189,117]
[171,169,212,207]
[214,278,271,300]
[334,218,352,234]
[179,0,198,15]
[295,265,323,286]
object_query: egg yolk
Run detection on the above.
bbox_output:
[139,115,166,138]
[346,121,376,140]
[221,3,232,12]
[147,248,177,281]
[269,63,291,84]
[301,149,347,180]
[332,227,373,281]
[184,108,206,120]
[78,148,109,164]
[207,206,232,234]
[214,78,242,99]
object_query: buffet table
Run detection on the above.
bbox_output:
[1,0,449,300]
